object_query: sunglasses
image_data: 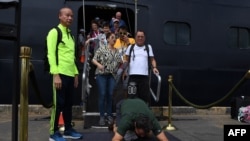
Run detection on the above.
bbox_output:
[119,32,127,35]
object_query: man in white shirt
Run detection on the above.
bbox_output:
[124,30,159,105]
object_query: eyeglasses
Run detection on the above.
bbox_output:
[119,32,127,35]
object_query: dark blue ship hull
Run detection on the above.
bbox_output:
[1,0,250,109]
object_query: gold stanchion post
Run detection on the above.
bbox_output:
[244,70,250,79]
[19,46,32,141]
[164,75,176,131]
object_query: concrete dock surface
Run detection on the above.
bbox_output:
[0,105,248,141]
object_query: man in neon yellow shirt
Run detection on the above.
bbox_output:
[47,7,82,141]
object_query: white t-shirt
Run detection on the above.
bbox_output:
[125,44,154,75]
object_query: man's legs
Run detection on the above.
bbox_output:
[128,75,150,104]
[49,75,67,141]
[60,75,82,139]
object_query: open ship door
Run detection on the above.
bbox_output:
[78,2,135,129]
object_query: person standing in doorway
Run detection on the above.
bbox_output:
[87,20,102,55]
[110,11,127,29]
[47,7,83,141]
[110,18,120,38]
[114,25,135,59]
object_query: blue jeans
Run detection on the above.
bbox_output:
[96,74,116,117]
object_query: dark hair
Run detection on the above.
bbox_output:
[91,20,99,26]
[106,32,115,40]
[135,114,153,133]
[119,25,128,31]
[135,29,146,37]
[102,21,110,28]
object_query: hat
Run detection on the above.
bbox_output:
[113,18,119,23]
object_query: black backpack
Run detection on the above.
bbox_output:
[44,26,76,72]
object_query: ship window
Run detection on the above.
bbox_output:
[163,21,191,45]
[229,27,250,49]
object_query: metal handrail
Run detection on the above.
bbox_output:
[150,73,161,102]
[81,43,91,112]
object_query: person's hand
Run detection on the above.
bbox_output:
[53,74,62,89]
[74,75,78,88]
[122,71,128,81]
[97,64,105,71]
[117,68,123,76]
[85,39,91,46]
[153,67,159,74]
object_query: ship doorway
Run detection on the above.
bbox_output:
[77,5,135,36]
[77,5,135,119]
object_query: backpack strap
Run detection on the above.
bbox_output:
[128,44,135,63]
[128,44,150,70]
[54,26,62,66]
[145,44,151,71]
[54,27,79,71]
